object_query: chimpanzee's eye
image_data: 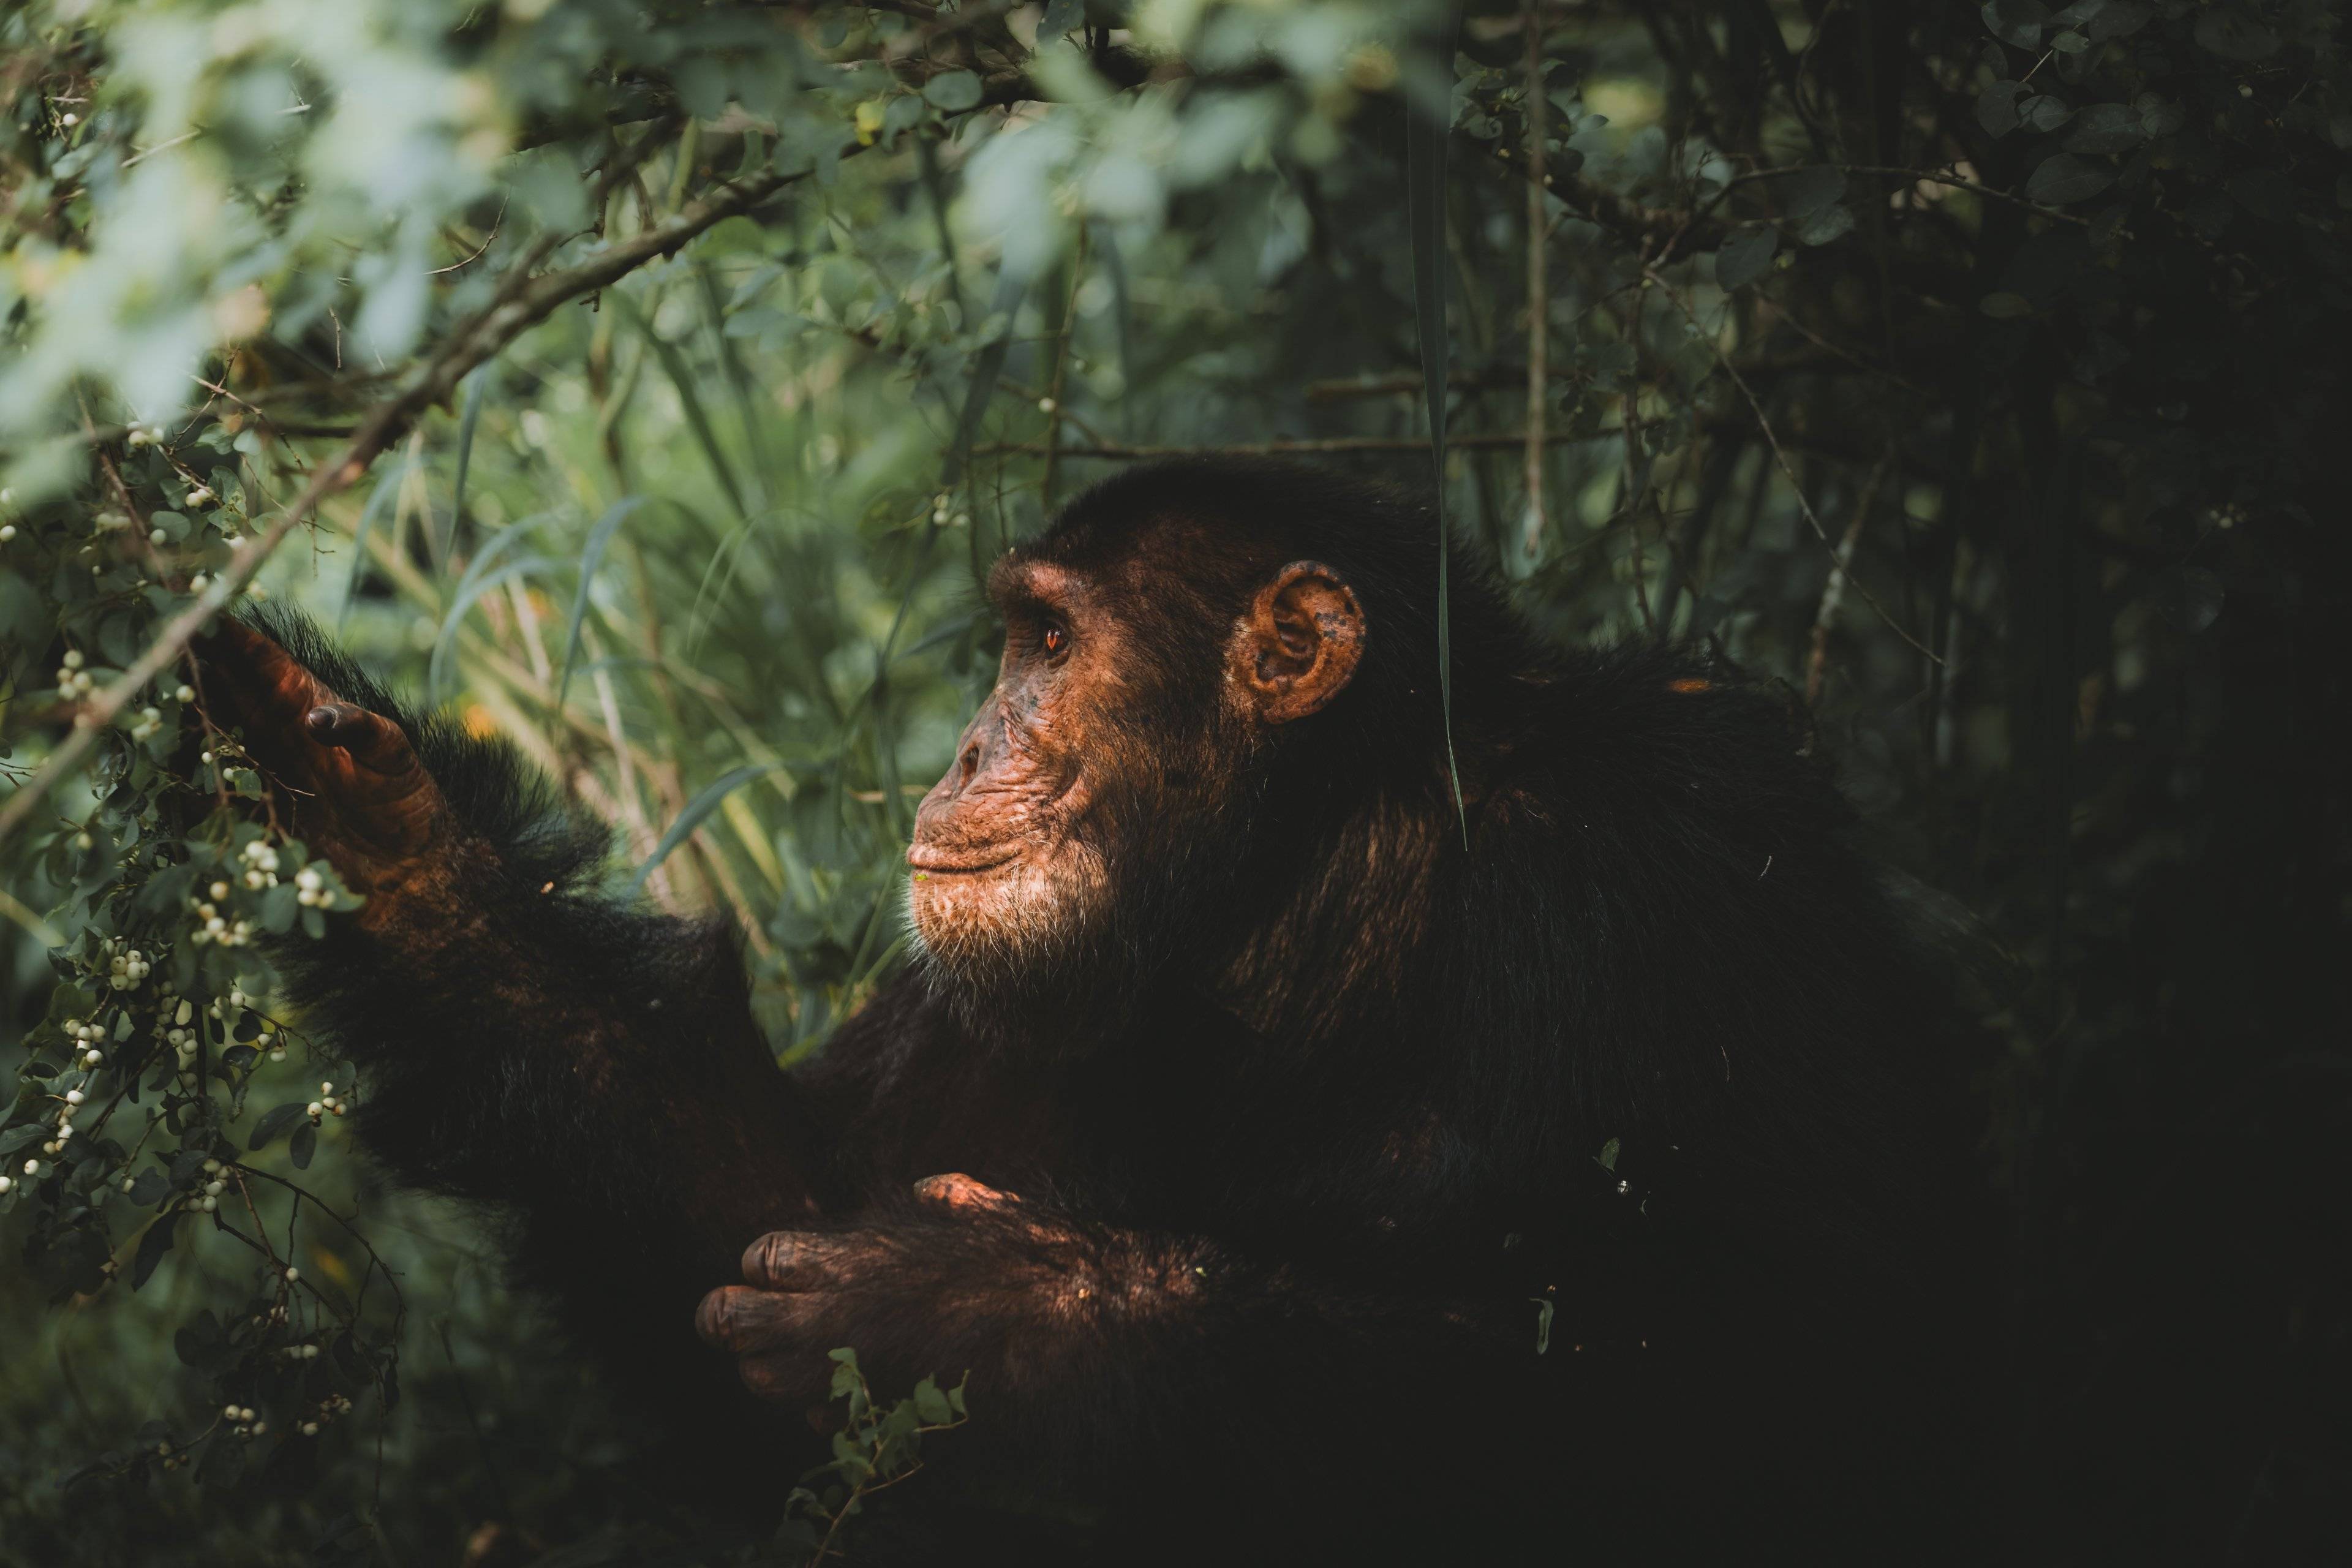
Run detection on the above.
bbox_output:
[1041,624,1069,657]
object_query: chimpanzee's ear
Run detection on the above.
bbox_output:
[1228,561,1367,725]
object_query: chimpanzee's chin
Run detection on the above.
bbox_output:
[914,937,1154,1056]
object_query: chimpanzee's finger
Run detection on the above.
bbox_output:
[737,1347,832,1404]
[912,1172,1016,1211]
[740,1231,872,1292]
[696,1284,824,1351]
[302,701,414,774]
[195,617,332,725]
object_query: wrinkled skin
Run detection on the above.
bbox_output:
[902,551,1366,997]
[696,1173,1042,1403]
[193,619,473,933]
[901,559,1121,982]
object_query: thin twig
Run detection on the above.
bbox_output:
[1806,454,1890,704]
[1642,265,1939,663]
[1038,225,1087,513]
[976,433,1615,459]
[1521,1,1549,562]
[0,151,807,852]
[1722,162,2106,233]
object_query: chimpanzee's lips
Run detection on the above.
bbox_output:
[906,848,1018,876]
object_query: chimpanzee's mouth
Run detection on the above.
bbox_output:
[907,849,1018,876]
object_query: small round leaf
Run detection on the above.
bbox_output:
[923,70,984,112]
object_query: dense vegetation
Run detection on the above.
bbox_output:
[2,1,2344,1561]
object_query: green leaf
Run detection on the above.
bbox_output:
[1976,80,2026,138]
[1979,292,2037,318]
[922,71,984,112]
[0,570,45,644]
[2136,94,2184,138]
[2088,2,2150,40]
[247,1101,311,1151]
[260,881,300,933]
[1981,0,2049,50]
[611,293,750,520]
[450,364,490,533]
[341,444,415,628]
[695,263,775,504]
[1779,165,1847,221]
[2024,153,2111,205]
[912,1378,954,1424]
[1714,226,1779,291]
[2229,168,2296,223]
[1792,202,1855,246]
[556,496,650,708]
[1038,0,1085,40]
[175,1309,222,1368]
[941,266,1032,491]
[290,1122,317,1169]
[2020,94,2072,133]
[631,763,787,895]
[2061,104,2143,154]
[1597,1137,1621,1171]
[131,1213,179,1290]
[428,514,554,703]
[2193,10,2280,61]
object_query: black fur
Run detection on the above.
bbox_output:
[254,459,1988,1562]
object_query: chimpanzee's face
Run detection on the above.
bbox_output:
[903,541,1368,1006]
[904,557,1134,987]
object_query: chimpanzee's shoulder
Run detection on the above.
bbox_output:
[1525,640,1821,767]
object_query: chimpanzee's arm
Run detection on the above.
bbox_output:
[694,1177,1547,1513]
[197,612,818,1435]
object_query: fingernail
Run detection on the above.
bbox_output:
[304,706,339,736]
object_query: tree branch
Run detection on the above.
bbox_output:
[0,156,808,853]
[977,433,1619,459]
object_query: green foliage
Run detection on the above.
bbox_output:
[777,1351,970,1565]
[1,0,2345,1559]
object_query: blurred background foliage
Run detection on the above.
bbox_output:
[1,0,2346,1562]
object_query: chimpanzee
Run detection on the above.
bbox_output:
[198,457,1986,1562]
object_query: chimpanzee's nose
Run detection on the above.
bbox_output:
[925,695,1003,809]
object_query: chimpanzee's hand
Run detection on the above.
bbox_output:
[193,618,461,915]
[696,1174,1050,1406]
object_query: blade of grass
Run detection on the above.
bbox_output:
[450,363,490,538]
[631,761,786,895]
[430,556,554,706]
[916,133,967,320]
[682,519,755,663]
[1409,4,1469,844]
[428,513,549,703]
[695,260,774,507]
[1094,220,1133,437]
[610,292,750,520]
[556,495,651,708]
[338,443,416,628]
[941,266,1031,494]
